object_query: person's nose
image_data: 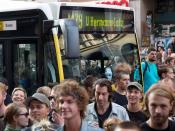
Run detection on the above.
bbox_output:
[61,101,68,108]
[98,94,103,100]
[32,107,38,113]
[126,80,130,85]
[155,106,162,114]
[130,92,135,96]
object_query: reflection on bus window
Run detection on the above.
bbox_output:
[0,44,3,77]
[60,32,140,82]
[13,44,36,95]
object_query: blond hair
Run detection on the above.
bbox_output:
[144,83,174,115]
[114,63,131,74]
[12,87,27,99]
[36,86,51,97]
[0,82,8,93]
[103,118,122,131]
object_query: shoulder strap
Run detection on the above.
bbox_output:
[143,61,149,76]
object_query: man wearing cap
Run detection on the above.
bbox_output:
[23,92,61,131]
[27,93,50,123]
[124,82,148,124]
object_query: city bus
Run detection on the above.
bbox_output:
[55,2,142,83]
[0,1,142,94]
[0,1,80,94]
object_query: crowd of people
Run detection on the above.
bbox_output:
[0,46,175,131]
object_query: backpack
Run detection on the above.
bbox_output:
[134,61,157,82]
[143,61,159,77]
[143,61,150,77]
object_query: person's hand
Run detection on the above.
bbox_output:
[52,111,64,126]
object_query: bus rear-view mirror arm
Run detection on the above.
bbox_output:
[43,19,80,59]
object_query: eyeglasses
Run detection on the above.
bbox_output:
[48,96,56,101]
[18,112,29,117]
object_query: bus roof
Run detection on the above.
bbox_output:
[0,1,54,19]
[0,1,134,20]
[47,2,134,21]
[53,2,134,11]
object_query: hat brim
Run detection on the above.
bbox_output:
[26,97,43,107]
[127,85,142,91]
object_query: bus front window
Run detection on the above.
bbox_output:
[59,33,140,82]
[79,33,139,80]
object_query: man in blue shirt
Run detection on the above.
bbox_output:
[142,47,160,93]
[135,47,159,93]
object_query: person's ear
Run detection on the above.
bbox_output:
[170,101,174,111]
[13,115,18,123]
[46,106,50,115]
[162,73,166,78]
[2,92,7,101]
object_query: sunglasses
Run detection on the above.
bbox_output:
[18,112,29,117]
[48,96,56,101]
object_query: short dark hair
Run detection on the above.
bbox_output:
[115,121,141,131]
[4,103,26,125]
[83,75,97,88]
[158,66,173,79]
[93,78,112,94]
[165,57,174,65]
[147,47,156,54]
[93,78,112,101]
[0,77,8,86]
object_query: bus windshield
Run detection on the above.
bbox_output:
[59,5,141,82]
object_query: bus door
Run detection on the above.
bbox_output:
[12,40,37,95]
[0,9,48,95]
[0,39,38,95]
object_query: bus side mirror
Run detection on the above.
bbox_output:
[59,19,80,59]
[43,19,80,59]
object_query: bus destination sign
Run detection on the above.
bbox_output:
[60,6,134,33]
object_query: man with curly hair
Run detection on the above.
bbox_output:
[55,79,103,131]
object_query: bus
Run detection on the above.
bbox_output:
[0,1,142,95]
[55,2,142,82]
[0,1,80,95]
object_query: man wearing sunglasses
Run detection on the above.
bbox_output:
[20,92,50,131]
[23,93,61,131]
